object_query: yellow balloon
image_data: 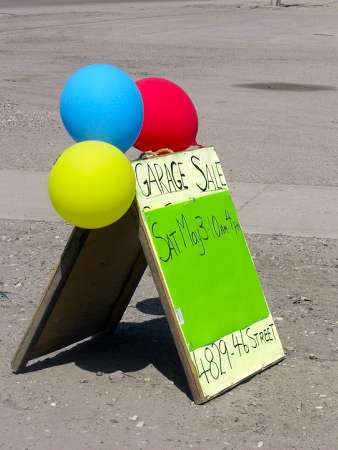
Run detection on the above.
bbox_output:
[48,141,136,229]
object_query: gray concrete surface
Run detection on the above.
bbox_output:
[0,1,338,450]
[2,169,338,238]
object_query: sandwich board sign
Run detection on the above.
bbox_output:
[134,147,284,402]
[12,146,284,404]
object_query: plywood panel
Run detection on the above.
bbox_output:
[12,206,146,372]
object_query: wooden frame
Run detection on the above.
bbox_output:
[12,206,147,373]
[138,217,205,404]
[131,148,285,404]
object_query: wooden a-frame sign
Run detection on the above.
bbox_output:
[12,147,284,404]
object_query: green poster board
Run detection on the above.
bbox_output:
[144,191,269,351]
[133,147,284,403]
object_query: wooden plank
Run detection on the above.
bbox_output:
[105,244,147,332]
[132,148,285,404]
[138,216,206,404]
[12,206,146,373]
[11,227,89,373]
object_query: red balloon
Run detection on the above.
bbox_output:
[134,77,198,152]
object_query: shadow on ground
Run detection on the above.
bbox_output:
[135,297,164,316]
[21,298,191,398]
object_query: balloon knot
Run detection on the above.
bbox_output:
[140,149,175,159]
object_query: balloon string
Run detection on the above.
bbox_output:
[139,144,205,160]
[140,149,175,159]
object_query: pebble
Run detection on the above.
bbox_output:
[129,415,138,421]
[309,354,319,360]
[96,371,104,377]
[257,442,264,448]
[109,371,124,381]
[136,421,144,428]
[80,379,89,384]
[292,295,312,304]
[0,291,9,300]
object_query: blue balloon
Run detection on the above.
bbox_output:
[60,64,144,152]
